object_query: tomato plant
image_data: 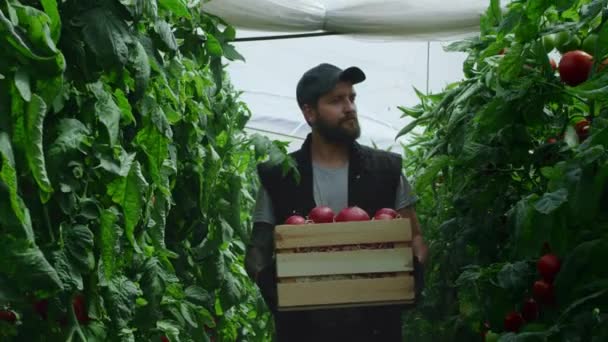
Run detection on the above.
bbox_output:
[0,0,293,340]
[399,0,608,340]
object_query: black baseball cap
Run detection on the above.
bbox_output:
[296,63,366,109]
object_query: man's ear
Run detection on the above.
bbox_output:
[302,104,316,125]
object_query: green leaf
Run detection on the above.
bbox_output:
[0,237,62,292]
[554,239,608,303]
[100,208,119,280]
[103,275,142,329]
[480,0,501,34]
[51,250,83,291]
[144,97,172,139]
[82,321,108,341]
[220,272,243,311]
[140,257,167,310]
[14,68,31,102]
[540,165,563,181]
[206,33,223,57]
[580,0,607,25]
[180,302,199,328]
[107,161,148,253]
[498,44,524,81]
[510,195,539,258]
[81,8,132,66]
[35,75,63,110]
[414,155,451,191]
[596,19,608,61]
[396,118,421,138]
[210,56,223,94]
[25,94,53,201]
[48,119,91,156]
[96,147,136,177]
[534,188,568,214]
[9,85,26,152]
[129,40,151,100]
[157,320,181,341]
[11,3,59,56]
[149,191,168,248]
[496,262,530,290]
[158,0,190,18]
[498,4,523,36]
[220,218,234,244]
[455,266,482,285]
[89,83,122,146]
[40,0,61,43]
[555,0,576,11]
[444,38,481,52]
[135,104,170,188]
[567,161,605,222]
[568,72,608,100]
[154,20,177,51]
[64,224,95,272]
[114,89,135,125]
[0,8,55,61]
[222,43,245,62]
[138,0,158,19]
[558,288,608,324]
[0,132,34,241]
[185,286,214,308]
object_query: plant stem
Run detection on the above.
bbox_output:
[44,204,55,243]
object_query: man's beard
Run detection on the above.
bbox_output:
[314,115,361,145]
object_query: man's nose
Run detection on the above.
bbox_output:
[344,99,356,113]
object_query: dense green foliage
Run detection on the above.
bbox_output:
[400,0,608,341]
[0,0,293,341]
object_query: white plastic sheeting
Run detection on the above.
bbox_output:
[202,0,494,40]
[202,0,487,152]
[227,32,468,152]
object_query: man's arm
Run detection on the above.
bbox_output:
[245,222,274,282]
[244,184,279,310]
[394,172,428,264]
[397,206,428,265]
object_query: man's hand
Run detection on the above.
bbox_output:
[397,207,428,264]
[245,222,275,284]
[245,246,267,283]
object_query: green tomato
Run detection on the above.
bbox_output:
[555,31,581,53]
[485,331,500,342]
[582,34,598,55]
[542,34,555,52]
[553,31,569,49]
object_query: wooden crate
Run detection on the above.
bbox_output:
[274,218,415,311]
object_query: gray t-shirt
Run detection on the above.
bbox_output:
[253,163,417,225]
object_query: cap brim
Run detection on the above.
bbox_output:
[339,66,366,85]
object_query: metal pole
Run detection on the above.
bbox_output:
[234,31,344,42]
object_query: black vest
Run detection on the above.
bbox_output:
[257,134,402,224]
[256,134,406,341]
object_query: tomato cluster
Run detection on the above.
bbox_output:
[482,252,562,339]
[284,206,400,224]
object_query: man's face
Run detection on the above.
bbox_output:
[306,81,361,144]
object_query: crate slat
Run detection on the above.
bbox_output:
[276,247,413,277]
[277,275,415,309]
[276,300,415,312]
[274,218,411,249]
